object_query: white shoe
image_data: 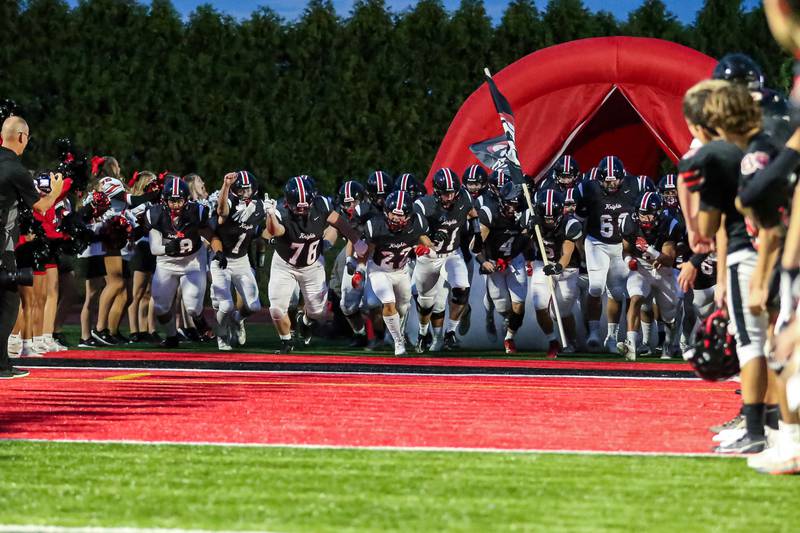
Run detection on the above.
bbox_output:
[748,427,800,474]
[394,341,407,356]
[45,339,67,352]
[586,332,602,353]
[713,427,747,444]
[8,336,21,356]
[19,345,44,358]
[236,317,247,346]
[618,340,637,362]
[603,335,618,354]
[32,340,49,354]
[430,335,444,352]
[217,336,232,352]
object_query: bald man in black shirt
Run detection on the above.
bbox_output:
[0,116,63,378]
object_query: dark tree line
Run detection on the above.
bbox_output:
[0,0,790,197]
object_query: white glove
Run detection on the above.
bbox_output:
[233,200,256,222]
[353,239,368,257]
[264,196,277,216]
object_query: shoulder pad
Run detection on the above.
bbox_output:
[479,204,493,225]
[565,217,583,240]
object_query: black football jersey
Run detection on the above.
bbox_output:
[621,215,683,262]
[478,204,531,261]
[533,216,583,267]
[414,188,474,254]
[216,195,267,259]
[273,195,332,267]
[146,202,210,257]
[622,175,656,195]
[365,212,428,270]
[694,253,718,290]
[577,180,635,244]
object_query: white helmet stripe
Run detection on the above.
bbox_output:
[394,191,406,214]
[296,177,306,205]
[640,192,652,211]
[546,189,554,216]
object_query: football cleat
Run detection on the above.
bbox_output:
[415,331,432,354]
[713,433,767,454]
[276,339,294,354]
[504,339,517,354]
[349,333,368,348]
[236,317,247,346]
[617,340,637,362]
[486,312,497,341]
[603,335,618,354]
[160,336,180,349]
[394,340,407,356]
[217,335,232,352]
[458,304,471,336]
[295,310,313,345]
[546,340,559,359]
[443,331,459,351]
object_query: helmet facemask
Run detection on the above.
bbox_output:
[386,210,410,232]
[465,181,484,199]
[662,189,678,208]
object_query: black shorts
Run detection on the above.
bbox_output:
[129,242,156,274]
[83,256,107,279]
[56,253,74,274]
[15,242,35,271]
[122,259,132,279]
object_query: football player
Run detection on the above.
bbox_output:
[335,179,369,347]
[619,192,682,360]
[210,171,266,351]
[462,164,489,202]
[537,154,581,194]
[477,182,531,353]
[394,173,426,200]
[146,176,215,347]
[413,168,480,352]
[531,189,583,356]
[264,175,367,353]
[363,190,432,355]
[658,174,680,217]
[577,156,637,352]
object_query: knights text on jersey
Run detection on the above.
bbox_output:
[365,213,428,270]
[216,196,267,259]
[146,202,210,257]
[578,180,635,244]
[273,195,332,268]
[414,188,473,254]
[535,216,583,267]
[478,204,531,261]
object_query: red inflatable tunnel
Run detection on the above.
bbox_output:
[426,37,716,184]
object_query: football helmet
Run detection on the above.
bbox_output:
[488,169,509,196]
[232,170,258,202]
[384,190,413,232]
[337,180,365,220]
[284,175,316,216]
[498,181,524,219]
[432,167,460,210]
[162,176,190,216]
[462,165,488,199]
[552,155,580,189]
[394,173,425,199]
[563,187,577,215]
[712,53,764,91]
[688,309,740,382]
[597,156,625,193]
[657,174,679,208]
[636,191,662,232]
[535,188,565,229]
[366,170,393,208]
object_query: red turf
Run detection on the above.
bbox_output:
[0,365,739,454]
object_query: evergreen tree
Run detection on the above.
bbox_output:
[542,0,595,45]
[623,0,687,43]
[692,0,744,59]
[491,0,544,70]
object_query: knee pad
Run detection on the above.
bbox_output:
[269,306,286,323]
[218,300,234,317]
[450,287,469,305]
[432,310,445,322]
[416,300,433,317]
[507,311,524,332]
[588,286,603,298]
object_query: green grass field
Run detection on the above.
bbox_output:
[0,441,796,532]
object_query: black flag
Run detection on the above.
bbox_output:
[483,68,525,184]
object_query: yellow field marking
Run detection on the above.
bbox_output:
[20,375,734,393]
[104,373,151,381]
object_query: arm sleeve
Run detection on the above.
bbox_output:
[738,147,800,207]
[13,166,40,208]
[689,253,709,269]
[149,228,166,256]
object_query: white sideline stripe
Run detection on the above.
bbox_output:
[14,364,699,381]
[0,437,737,459]
[0,527,276,533]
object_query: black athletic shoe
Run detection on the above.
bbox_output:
[415,331,431,354]
[443,331,459,351]
[148,332,161,343]
[53,332,69,347]
[458,304,471,336]
[128,332,145,343]
[182,327,202,342]
[91,328,117,346]
[0,367,29,379]
[78,337,99,348]
[276,339,294,354]
[349,334,368,348]
[713,433,767,454]
[486,313,497,340]
[159,336,180,349]
[296,311,313,345]
[365,338,384,352]
[112,333,129,344]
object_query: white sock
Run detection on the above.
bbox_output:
[22,339,32,350]
[42,333,53,341]
[419,322,430,336]
[627,330,639,346]
[642,321,653,346]
[607,323,618,338]
[589,320,600,336]
[34,335,44,345]
[433,326,443,340]
[279,333,292,341]
[505,329,516,340]
[445,317,460,333]
[383,313,402,343]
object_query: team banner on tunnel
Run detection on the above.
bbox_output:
[483,68,525,184]
[468,134,510,172]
